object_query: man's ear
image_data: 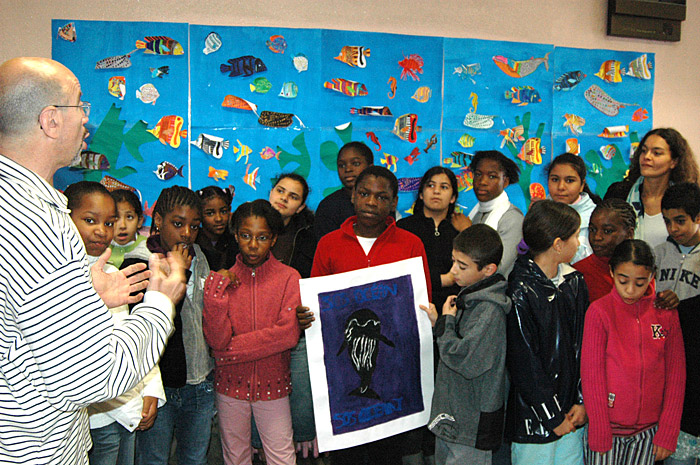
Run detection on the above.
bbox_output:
[38,107,61,139]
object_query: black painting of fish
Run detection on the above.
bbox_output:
[220,56,267,77]
[337,308,395,400]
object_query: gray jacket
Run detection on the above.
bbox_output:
[428,274,511,450]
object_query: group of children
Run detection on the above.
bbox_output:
[63,130,700,465]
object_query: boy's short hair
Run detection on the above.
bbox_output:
[354,165,398,198]
[662,182,700,218]
[338,141,374,166]
[453,224,503,270]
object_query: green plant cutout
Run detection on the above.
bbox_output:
[318,122,355,196]
[82,103,158,182]
[505,111,546,204]
[277,132,312,179]
[584,144,628,198]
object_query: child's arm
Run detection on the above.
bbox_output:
[139,365,165,431]
[580,306,613,453]
[653,311,686,454]
[202,271,236,350]
[438,302,506,379]
[213,274,300,364]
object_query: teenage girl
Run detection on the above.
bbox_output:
[109,189,146,268]
[582,239,685,465]
[123,186,214,465]
[506,200,589,465]
[65,181,164,465]
[547,152,601,264]
[196,186,238,270]
[203,199,300,465]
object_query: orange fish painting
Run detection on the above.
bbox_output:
[208,166,229,182]
[148,115,188,148]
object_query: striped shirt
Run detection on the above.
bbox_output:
[0,155,174,464]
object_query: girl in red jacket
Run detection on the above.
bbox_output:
[203,199,301,465]
[582,239,686,465]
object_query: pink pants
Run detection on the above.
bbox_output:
[216,393,296,465]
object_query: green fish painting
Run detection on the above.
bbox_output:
[249,77,272,94]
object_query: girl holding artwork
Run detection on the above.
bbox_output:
[203,199,300,465]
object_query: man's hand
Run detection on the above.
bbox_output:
[147,253,186,304]
[92,248,151,308]
[297,305,314,330]
[137,396,158,431]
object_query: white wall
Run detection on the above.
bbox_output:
[2,0,698,154]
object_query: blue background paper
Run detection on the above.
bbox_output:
[52,20,654,223]
[318,275,423,435]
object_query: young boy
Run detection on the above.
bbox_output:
[656,182,700,465]
[314,141,373,241]
[468,151,523,277]
[426,224,511,465]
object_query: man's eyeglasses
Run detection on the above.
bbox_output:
[52,102,91,117]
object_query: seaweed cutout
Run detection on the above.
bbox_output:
[504,111,546,204]
[318,123,355,196]
[82,103,158,182]
[277,132,311,179]
[584,144,628,197]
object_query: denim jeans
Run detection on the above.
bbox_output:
[89,421,135,465]
[135,378,215,465]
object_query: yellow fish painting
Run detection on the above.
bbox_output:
[380,153,399,172]
[563,113,585,135]
[594,60,624,83]
[411,86,432,103]
[243,164,260,190]
[208,166,228,182]
[234,139,252,163]
[458,133,475,148]
[518,138,545,165]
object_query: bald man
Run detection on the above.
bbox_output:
[0,57,185,465]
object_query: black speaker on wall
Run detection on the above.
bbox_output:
[608,0,686,41]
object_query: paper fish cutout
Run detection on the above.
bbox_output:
[136,83,160,105]
[424,134,438,153]
[600,144,617,160]
[504,86,541,106]
[380,153,399,172]
[566,138,580,156]
[257,111,305,128]
[563,113,586,135]
[632,108,649,122]
[266,35,287,54]
[492,52,549,78]
[279,81,298,99]
[100,175,137,193]
[150,66,169,78]
[203,32,222,55]
[411,86,432,103]
[249,77,272,94]
[243,164,260,190]
[463,113,496,129]
[154,161,184,181]
[554,71,585,91]
[260,146,280,160]
[148,115,187,148]
[57,22,76,42]
[500,125,525,149]
[453,63,481,83]
[626,54,653,80]
[387,77,397,99]
[584,85,637,117]
[221,95,259,115]
[589,163,603,176]
[234,139,252,163]
[323,78,368,97]
[404,148,420,165]
[595,60,625,83]
[95,51,135,70]
[398,177,421,193]
[529,183,546,201]
[599,125,629,138]
[443,152,473,168]
[135,36,184,55]
[208,166,228,182]
[334,46,371,68]
[220,56,267,77]
[70,151,110,170]
[456,168,474,192]
[293,53,309,73]
[398,54,424,81]
[458,133,475,148]
[108,76,126,100]
[393,114,421,143]
[518,138,545,165]
[366,132,381,151]
[191,133,229,159]
[350,106,392,117]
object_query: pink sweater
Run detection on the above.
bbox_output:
[581,281,686,452]
[203,254,300,401]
